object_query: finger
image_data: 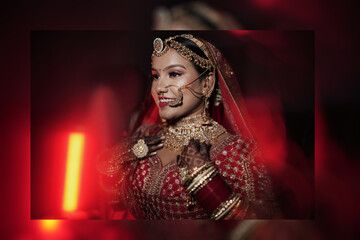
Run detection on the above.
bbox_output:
[180,148,187,161]
[194,139,201,151]
[181,144,188,156]
[184,156,193,166]
[200,141,212,156]
[188,138,200,152]
[132,130,142,140]
[199,142,209,156]
[149,151,157,156]
[185,144,198,156]
[148,143,163,153]
[176,155,183,166]
[144,136,163,145]
[144,136,159,144]
[177,155,187,168]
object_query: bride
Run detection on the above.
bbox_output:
[98,33,278,219]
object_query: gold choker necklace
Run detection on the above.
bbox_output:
[163,114,227,152]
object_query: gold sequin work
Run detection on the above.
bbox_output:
[99,124,278,219]
[163,114,226,152]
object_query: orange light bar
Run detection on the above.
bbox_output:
[63,133,84,212]
[40,219,60,232]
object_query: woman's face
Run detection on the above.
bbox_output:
[151,48,205,121]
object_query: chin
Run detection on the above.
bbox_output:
[159,107,181,120]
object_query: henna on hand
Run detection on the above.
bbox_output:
[123,132,164,162]
[144,135,164,154]
[180,139,211,171]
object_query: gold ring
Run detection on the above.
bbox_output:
[132,139,149,158]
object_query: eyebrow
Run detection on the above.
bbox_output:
[151,64,187,72]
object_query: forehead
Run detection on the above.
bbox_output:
[152,48,194,70]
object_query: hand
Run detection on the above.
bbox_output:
[141,135,165,156]
[123,131,164,162]
[178,138,211,172]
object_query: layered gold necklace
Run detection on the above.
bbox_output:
[163,114,227,152]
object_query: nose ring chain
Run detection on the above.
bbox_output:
[163,70,210,107]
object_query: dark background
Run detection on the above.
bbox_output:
[1,0,359,239]
[31,31,314,220]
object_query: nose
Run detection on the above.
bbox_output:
[155,75,168,94]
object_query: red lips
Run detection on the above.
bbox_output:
[158,97,173,108]
[159,102,168,108]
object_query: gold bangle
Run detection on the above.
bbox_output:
[223,198,243,220]
[183,161,215,187]
[189,161,215,179]
[187,166,218,195]
[187,166,215,193]
[210,192,242,220]
[191,169,219,195]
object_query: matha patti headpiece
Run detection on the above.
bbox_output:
[152,34,214,70]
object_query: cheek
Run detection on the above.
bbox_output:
[151,82,157,98]
[183,91,202,106]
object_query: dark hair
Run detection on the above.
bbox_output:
[168,36,211,75]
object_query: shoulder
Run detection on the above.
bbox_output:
[96,141,125,175]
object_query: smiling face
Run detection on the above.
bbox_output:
[151,48,207,121]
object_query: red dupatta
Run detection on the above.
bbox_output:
[131,35,254,140]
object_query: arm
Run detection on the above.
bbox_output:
[96,124,164,218]
[212,136,279,218]
[177,136,278,219]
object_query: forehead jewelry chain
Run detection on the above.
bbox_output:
[152,34,215,71]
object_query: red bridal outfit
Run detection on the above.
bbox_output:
[97,35,279,219]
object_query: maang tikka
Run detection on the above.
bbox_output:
[152,34,214,71]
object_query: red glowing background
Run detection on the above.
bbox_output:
[30,31,314,220]
[1,0,359,239]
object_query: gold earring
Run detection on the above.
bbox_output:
[202,97,211,125]
[214,87,222,106]
[202,88,207,96]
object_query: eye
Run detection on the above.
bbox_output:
[169,72,182,78]
[151,73,160,81]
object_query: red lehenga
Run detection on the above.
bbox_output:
[97,35,279,219]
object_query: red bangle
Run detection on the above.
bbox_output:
[193,174,233,214]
